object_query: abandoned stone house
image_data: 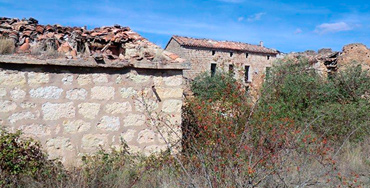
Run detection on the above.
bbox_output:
[0,17,188,165]
[165,35,279,96]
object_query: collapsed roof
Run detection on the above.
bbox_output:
[0,17,185,66]
[169,35,279,55]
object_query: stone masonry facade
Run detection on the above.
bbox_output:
[165,36,278,98]
[0,62,184,166]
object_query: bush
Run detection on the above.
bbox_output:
[0,38,15,54]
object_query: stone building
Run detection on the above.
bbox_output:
[0,17,188,165]
[165,36,279,97]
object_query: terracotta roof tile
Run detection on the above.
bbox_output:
[172,35,278,55]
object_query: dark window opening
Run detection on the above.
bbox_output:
[229,64,234,75]
[246,53,249,58]
[230,52,233,57]
[212,50,216,55]
[245,66,250,82]
[266,67,271,80]
[211,63,217,77]
[267,56,270,60]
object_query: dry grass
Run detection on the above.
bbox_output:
[0,38,15,54]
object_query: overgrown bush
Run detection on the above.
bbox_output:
[258,59,370,142]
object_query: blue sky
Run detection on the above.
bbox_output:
[1,0,370,52]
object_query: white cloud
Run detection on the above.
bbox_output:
[238,17,244,22]
[247,12,266,22]
[314,22,352,34]
[294,28,302,34]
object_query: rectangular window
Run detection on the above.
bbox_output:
[230,52,233,57]
[229,64,234,75]
[245,66,250,82]
[267,55,270,60]
[266,67,271,79]
[246,53,249,58]
[212,50,216,55]
[211,63,217,77]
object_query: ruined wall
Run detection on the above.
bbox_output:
[338,43,370,71]
[166,39,276,98]
[0,62,183,166]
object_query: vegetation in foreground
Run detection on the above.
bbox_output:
[1,58,369,187]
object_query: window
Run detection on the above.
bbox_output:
[230,52,233,57]
[212,50,216,55]
[266,67,271,79]
[229,64,234,75]
[267,55,270,60]
[211,63,217,77]
[246,53,249,58]
[245,66,250,82]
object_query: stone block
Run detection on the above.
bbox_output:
[0,100,17,112]
[77,75,92,86]
[164,76,182,86]
[63,120,91,133]
[42,102,75,120]
[91,86,115,100]
[129,72,150,83]
[66,88,88,100]
[97,116,120,131]
[20,102,36,109]
[120,87,137,98]
[30,86,63,99]
[137,129,156,144]
[10,88,26,100]
[92,74,109,83]
[162,100,182,113]
[81,134,108,151]
[19,123,51,136]
[123,113,146,127]
[121,129,136,142]
[78,103,100,119]
[28,72,49,85]
[105,102,132,114]
[62,74,73,85]
[46,137,74,160]
[156,88,183,99]
[9,111,36,123]
[0,71,26,86]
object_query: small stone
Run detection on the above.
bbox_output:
[78,103,100,119]
[137,129,156,144]
[162,100,182,113]
[81,134,108,151]
[105,102,132,114]
[123,113,146,127]
[155,88,183,99]
[121,129,136,142]
[91,86,115,100]
[10,88,26,100]
[77,75,92,86]
[28,72,49,85]
[92,74,109,83]
[0,100,17,112]
[30,86,63,99]
[9,111,36,123]
[42,102,75,120]
[129,72,150,83]
[63,120,91,133]
[46,137,74,160]
[66,88,88,100]
[97,116,120,131]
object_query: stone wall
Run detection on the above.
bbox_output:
[0,62,183,166]
[166,38,276,98]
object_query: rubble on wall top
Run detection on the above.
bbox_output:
[0,17,186,68]
[171,35,279,55]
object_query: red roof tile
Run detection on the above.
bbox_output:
[171,35,278,55]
